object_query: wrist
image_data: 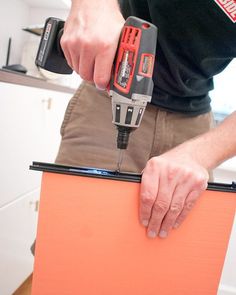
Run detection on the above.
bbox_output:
[176,136,217,171]
[70,0,120,11]
[69,0,123,25]
[173,123,235,171]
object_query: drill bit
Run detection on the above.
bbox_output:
[116,149,124,173]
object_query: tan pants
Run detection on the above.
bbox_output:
[56,82,215,173]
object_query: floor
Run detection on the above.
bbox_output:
[12,274,33,295]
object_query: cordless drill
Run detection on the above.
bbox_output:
[36,17,157,170]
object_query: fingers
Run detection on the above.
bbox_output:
[140,156,209,239]
[174,179,208,228]
[60,33,80,71]
[61,34,116,89]
[145,170,177,238]
[59,7,125,89]
[94,50,115,90]
[139,166,160,227]
[60,37,73,68]
[158,187,187,237]
[79,46,95,82]
[159,178,206,238]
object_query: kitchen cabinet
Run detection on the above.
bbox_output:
[0,190,39,295]
[0,76,77,294]
[0,82,72,207]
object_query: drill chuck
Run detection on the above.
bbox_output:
[116,126,132,149]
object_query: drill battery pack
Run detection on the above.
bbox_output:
[35,17,72,74]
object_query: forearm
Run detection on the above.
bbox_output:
[176,111,236,170]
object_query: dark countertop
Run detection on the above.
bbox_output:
[0,69,76,94]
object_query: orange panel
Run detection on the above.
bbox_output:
[32,172,236,295]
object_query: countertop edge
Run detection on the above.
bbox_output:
[0,69,76,94]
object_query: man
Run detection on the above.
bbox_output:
[56,0,236,239]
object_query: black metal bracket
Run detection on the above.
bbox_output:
[30,162,236,193]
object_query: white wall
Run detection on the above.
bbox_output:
[25,6,80,89]
[28,7,69,24]
[0,0,69,68]
[211,60,236,184]
[0,0,30,67]
[21,6,69,75]
[211,59,236,115]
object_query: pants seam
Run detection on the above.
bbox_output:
[148,108,159,159]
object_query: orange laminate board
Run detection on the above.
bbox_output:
[32,172,236,295]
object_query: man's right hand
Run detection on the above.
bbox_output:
[60,0,125,90]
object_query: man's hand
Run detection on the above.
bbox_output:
[140,111,236,239]
[60,0,125,90]
[140,146,209,239]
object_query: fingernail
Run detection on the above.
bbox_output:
[159,230,168,238]
[173,223,180,229]
[95,84,106,91]
[148,230,157,238]
[142,220,149,227]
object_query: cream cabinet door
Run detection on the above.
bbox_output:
[0,82,72,207]
[0,81,73,294]
[0,189,39,295]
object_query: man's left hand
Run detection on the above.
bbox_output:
[140,147,209,238]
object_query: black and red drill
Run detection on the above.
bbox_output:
[36,16,157,170]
